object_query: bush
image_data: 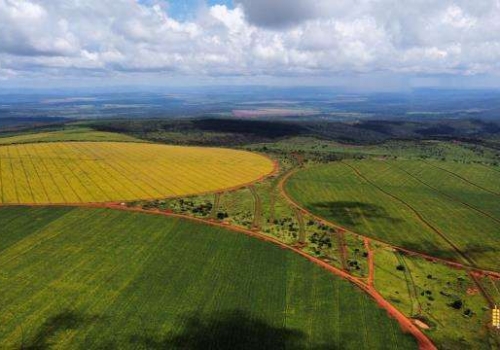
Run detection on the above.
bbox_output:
[463,308,473,317]
[450,300,463,309]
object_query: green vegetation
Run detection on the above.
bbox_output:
[286,159,500,271]
[374,247,499,350]
[248,137,500,165]
[0,207,417,349]
[132,156,369,275]
[3,118,500,349]
[0,127,142,145]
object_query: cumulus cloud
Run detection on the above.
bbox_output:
[0,0,499,82]
[234,0,317,29]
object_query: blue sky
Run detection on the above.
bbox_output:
[1,0,500,90]
[140,0,233,20]
[171,0,233,19]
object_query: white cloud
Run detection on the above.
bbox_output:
[0,0,499,82]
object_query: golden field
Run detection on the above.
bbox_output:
[0,142,275,204]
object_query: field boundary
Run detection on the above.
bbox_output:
[279,166,500,278]
[385,161,500,225]
[0,143,279,206]
[340,161,474,267]
[97,202,436,350]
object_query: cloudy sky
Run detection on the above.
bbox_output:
[1,0,500,89]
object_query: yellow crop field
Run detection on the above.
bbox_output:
[0,142,275,204]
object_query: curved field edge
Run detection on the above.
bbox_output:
[0,127,143,145]
[284,160,500,272]
[0,206,417,349]
[0,142,276,205]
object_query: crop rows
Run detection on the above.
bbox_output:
[0,142,274,204]
[286,160,500,271]
[0,207,416,349]
[0,127,140,145]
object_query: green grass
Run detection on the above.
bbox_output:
[0,207,417,349]
[0,127,141,145]
[374,247,498,350]
[248,137,500,164]
[286,159,500,271]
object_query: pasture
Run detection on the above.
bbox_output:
[373,246,495,349]
[285,159,500,271]
[0,142,274,204]
[0,207,417,349]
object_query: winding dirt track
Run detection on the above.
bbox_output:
[98,202,436,350]
[0,159,438,349]
[8,155,499,350]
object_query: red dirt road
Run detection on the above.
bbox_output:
[99,203,436,350]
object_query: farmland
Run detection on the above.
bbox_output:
[1,117,500,349]
[285,159,500,271]
[0,127,141,145]
[0,142,274,204]
[0,207,417,349]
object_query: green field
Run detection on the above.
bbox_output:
[286,159,500,271]
[0,207,417,349]
[0,127,141,145]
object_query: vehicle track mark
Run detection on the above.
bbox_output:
[341,161,476,268]
[422,160,500,197]
[278,166,500,277]
[385,161,500,225]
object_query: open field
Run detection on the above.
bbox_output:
[0,142,274,204]
[126,154,500,349]
[285,159,500,271]
[0,207,417,349]
[0,127,141,145]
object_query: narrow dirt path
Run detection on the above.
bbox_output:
[249,185,262,230]
[396,253,423,315]
[277,167,500,278]
[98,202,436,350]
[210,192,221,219]
[269,187,276,224]
[294,207,307,243]
[338,229,349,271]
[364,238,374,287]
[468,271,496,308]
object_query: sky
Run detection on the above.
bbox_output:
[1,0,500,90]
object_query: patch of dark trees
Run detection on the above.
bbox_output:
[89,117,500,148]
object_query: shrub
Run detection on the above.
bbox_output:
[450,300,463,309]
